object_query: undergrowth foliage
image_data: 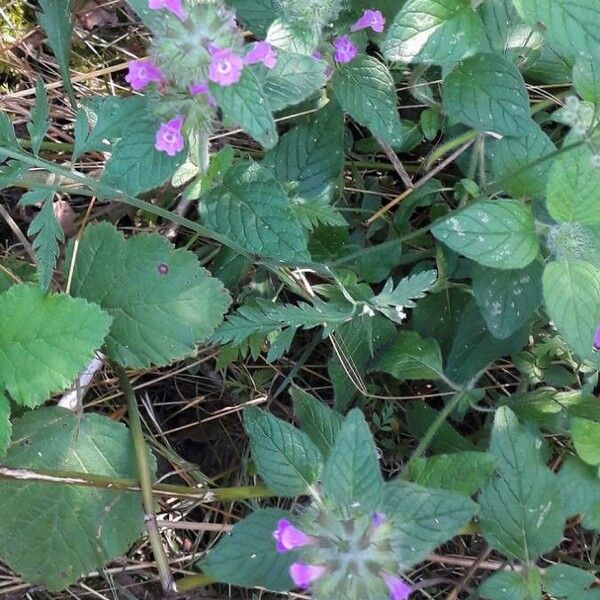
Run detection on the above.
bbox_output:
[1,0,600,598]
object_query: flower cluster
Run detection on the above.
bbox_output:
[272,510,412,599]
[124,0,278,156]
[332,9,386,64]
[560,95,595,136]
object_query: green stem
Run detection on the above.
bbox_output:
[176,572,216,592]
[17,139,74,152]
[114,363,175,594]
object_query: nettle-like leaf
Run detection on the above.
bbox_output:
[571,417,600,467]
[200,161,310,262]
[542,260,600,362]
[322,409,384,512]
[472,261,544,340]
[244,405,322,496]
[479,570,541,600]
[0,285,111,408]
[263,101,345,203]
[432,200,539,270]
[67,222,230,368]
[479,407,566,563]
[266,18,319,55]
[543,564,597,598]
[200,508,294,591]
[382,479,478,570]
[443,53,531,137]
[574,58,600,107]
[0,407,152,591]
[27,77,49,157]
[331,54,403,146]
[228,0,280,37]
[210,68,277,149]
[382,0,484,65]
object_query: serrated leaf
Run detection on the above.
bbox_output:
[266,19,319,55]
[543,564,596,598]
[101,116,183,195]
[27,77,49,157]
[36,0,75,104]
[479,407,566,562]
[382,0,484,65]
[210,69,277,149]
[200,508,294,591]
[0,285,111,407]
[571,417,600,466]
[382,479,478,569]
[479,570,541,600]
[322,409,383,512]
[291,387,343,458]
[331,54,403,146]
[123,0,164,30]
[200,162,310,262]
[0,394,11,459]
[228,0,280,37]
[433,200,539,269]
[443,53,531,137]
[258,50,327,112]
[0,407,151,591]
[547,143,600,225]
[472,262,543,339]
[0,112,18,149]
[371,330,443,380]
[67,223,230,368]
[488,120,556,198]
[542,260,600,361]
[292,202,347,230]
[263,101,345,203]
[244,406,322,496]
[574,58,600,107]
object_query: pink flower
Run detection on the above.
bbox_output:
[189,81,217,107]
[594,326,600,351]
[289,563,327,589]
[148,0,187,20]
[124,59,164,91]
[312,51,323,60]
[208,47,244,86]
[381,573,412,600]
[372,512,386,528]
[351,9,386,33]
[244,41,277,69]
[272,519,315,553]
[155,115,185,156]
[333,36,357,63]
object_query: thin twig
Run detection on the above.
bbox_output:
[377,139,413,189]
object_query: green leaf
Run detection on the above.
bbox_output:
[571,417,600,466]
[443,53,531,137]
[210,68,277,149]
[292,201,347,229]
[200,508,294,591]
[263,101,344,203]
[407,452,495,496]
[372,330,443,380]
[382,479,478,569]
[0,407,152,591]
[0,285,111,407]
[479,570,541,600]
[547,143,600,225]
[0,259,36,293]
[200,162,311,262]
[513,0,600,62]
[101,116,183,195]
[472,262,543,339]
[227,0,280,37]
[432,200,539,270]
[479,407,566,562]
[574,58,600,107]
[124,0,164,30]
[556,458,600,523]
[266,19,319,55]
[291,387,342,458]
[20,188,63,290]
[27,77,49,157]
[0,394,11,459]
[67,223,230,368]
[322,409,383,512]
[331,54,403,146]
[382,0,484,65]
[543,564,596,598]
[258,50,327,112]
[244,406,322,496]
[488,120,556,198]
[36,0,75,104]
[542,260,600,361]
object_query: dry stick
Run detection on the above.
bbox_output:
[365,136,478,226]
[0,202,36,262]
[114,363,176,594]
[377,139,414,190]
[444,546,492,600]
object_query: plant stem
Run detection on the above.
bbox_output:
[176,572,216,592]
[114,363,174,594]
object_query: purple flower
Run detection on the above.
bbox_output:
[208,47,244,86]
[244,41,277,69]
[372,512,386,528]
[312,50,323,60]
[155,115,185,156]
[124,59,164,91]
[272,519,315,553]
[189,81,217,107]
[148,0,187,20]
[333,36,357,63]
[594,326,600,351]
[382,572,412,600]
[289,563,327,589]
[351,9,386,33]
